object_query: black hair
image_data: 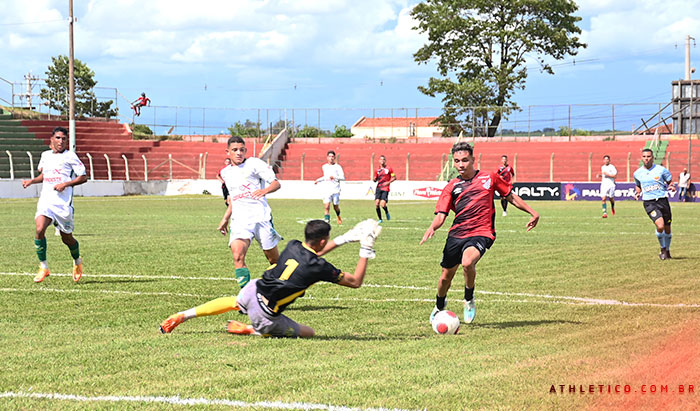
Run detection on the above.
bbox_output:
[451,142,473,156]
[641,148,654,155]
[501,155,508,159]
[603,155,610,159]
[305,220,331,244]
[327,150,336,156]
[227,136,246,146]
[52,126,69,137]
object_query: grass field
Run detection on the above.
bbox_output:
[1,196,700,410]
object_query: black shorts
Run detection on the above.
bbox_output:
[374,190,389,202]
[440,236,494,268]
[222,183,229,200]
[643,198,672,224]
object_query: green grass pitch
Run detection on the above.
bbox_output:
[1,196,699,410]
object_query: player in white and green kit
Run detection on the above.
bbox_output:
[597,155,617,218]
[633,149,676,260]
[22,127,87,282]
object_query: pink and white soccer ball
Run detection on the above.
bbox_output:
[431,310,460,335]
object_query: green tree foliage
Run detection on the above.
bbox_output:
[228,120,261,137]
[332,125,353,138]
[39,55,117,118]
[412,0,586,137]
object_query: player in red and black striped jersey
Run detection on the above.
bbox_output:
[420,142,539,325]
[373,155,396,222]
[497,155,515,216]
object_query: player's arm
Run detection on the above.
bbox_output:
[505,192,539,231]
[54,174,88,192]
[634,177,642,200]
[22,172,44,188]
[216,173,225,184]
[251,179,280,199]
[336,257,369,288]
[218,200,233,234]
[664,170,676,193]
[420,212,447,244]
[386,173,397,186]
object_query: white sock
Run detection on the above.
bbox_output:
[182,308,197,320]
[39,261,49,269]
[74,257,82,266]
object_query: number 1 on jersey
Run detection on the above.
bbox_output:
[279,259,299,281]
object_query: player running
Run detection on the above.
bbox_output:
[217,136,282,287]
[21,126,88,283]
[597,155,617,218]
[496,155,515,216]
[634,149,676,260]
[420,142,539,324]
[373,155,396,223]
[314,150,345,225]
[160,219,382,338]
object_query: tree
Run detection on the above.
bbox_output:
[228,120,261,137]
[40,55,117,118]
[412,0,586,137]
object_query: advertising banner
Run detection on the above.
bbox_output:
[561,182,696,202]
[495,182,560,201]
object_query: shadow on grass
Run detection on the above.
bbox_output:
[472,319,581,329]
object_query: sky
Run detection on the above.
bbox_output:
[1,0,699,133]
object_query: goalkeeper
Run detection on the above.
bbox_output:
[160,219,382,338]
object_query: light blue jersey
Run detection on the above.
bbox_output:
[634,164,673,200]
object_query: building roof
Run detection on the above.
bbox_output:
[353,116,441,128]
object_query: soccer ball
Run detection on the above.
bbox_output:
[431,310,460,335]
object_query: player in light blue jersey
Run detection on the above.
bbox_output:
[633,149,676,260]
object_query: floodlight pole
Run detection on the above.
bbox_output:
[68,0,76,152]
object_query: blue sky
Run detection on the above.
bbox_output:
[1,0,698,133]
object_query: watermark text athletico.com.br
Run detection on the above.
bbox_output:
[550,384,696,394]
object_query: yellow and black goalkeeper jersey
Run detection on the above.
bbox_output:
[256,240,343,316]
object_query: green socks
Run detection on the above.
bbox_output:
[68,241,80,260]
[34,238,47,262]
[235,267,250,288]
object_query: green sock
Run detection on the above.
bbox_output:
[34,238,47,262]
[602,203,607,213]
[68,241,80,260]
[235,267,250,288]
[324,214,330,222]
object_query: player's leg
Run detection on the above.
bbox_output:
[461,246,483,323]
[601,196,608,218]
[610,197,616,215]
[230,238,252,287]
[161,296,240,333]
[255,220,282,265]
[380,197,390,221]
[431,236,463,321]
[332,195,342,225]
[661,201,673,258]
[653,217,666,260]
[33,215,53,282]
[323,201,331,223]
[375,198,382,221]
[501,197,508,216]
[59,231,83,282]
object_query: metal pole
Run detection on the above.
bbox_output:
[527,106,531,140]
[301,153,305,181]
[513,154,517,183]
[627,152,631,182]
[104,154,112,181]
[68,0,76,152]
[550,153,554,182]
[371,153,375,179]
[122,154,130,181]
[568,105,571,141]
[27,152,35,179]
[405,153,410,181]
[588,152,592,182]
[142,155,148,181]
[86,153,94,180]
[612,104,615,138]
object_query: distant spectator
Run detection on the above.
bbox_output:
[131,92,151,117]
[217,158,232,206]
[678,168,691,202]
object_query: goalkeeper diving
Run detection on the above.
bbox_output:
[160,219,382,338]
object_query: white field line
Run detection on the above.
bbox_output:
[1,272,699,309]
[0,391,418,411]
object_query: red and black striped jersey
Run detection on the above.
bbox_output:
[374,166,395,192]
[435,171,512,239]
[497,165,515,183]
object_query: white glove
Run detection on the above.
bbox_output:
[359,246,376,259]
[359,223,382,259]
[334,219,377,246]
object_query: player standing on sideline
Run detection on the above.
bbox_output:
[496,155,515,216]
[373,155,396,223]
[160,219,382,337]
[314,150,345,225]
[216,136,282,287]
[216,157,232,206]
[21,127,87,283]
[420,142,539,324]
[596,155,617,218]
[634,149,676,260]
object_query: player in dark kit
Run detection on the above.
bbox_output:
[421,142,539,324]
[159,219,382,338]
[373,155,396,222]
[497,155,515,216]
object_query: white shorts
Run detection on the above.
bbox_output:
[600,182,615,198]
[323,192,340,205]
[229,218,282,251]
[36,204,75,234]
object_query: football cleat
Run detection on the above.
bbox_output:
[665,249,672,259]
[429,306,442,323]
[602,213,608,218]
[385,212,391,221]
[34,267,50,283]
[463,299,476,323]
[378,219,382,223]
[502,211,507,217]
[336,216,343,225]
[72,263,83,283]
[611,207,616,216]
[659,249,667,261]
[227,320,256,335]
[160,313,185,333]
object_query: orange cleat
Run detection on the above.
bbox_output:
[34,267,50,283]
[227,320,256,335]
[160,313,185,334]
[72,263,83,282]
[602,213,608,219]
